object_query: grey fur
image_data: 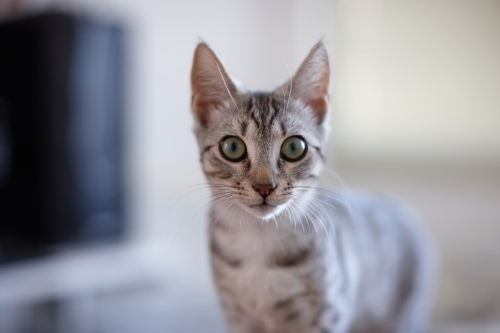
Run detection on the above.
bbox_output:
[190,41,434,333]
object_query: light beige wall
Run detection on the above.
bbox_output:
[333,0,500,322]
[334,0,500,163]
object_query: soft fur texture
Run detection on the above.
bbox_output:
[190,41,434,333]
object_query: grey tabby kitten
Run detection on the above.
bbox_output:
[190,41,434,333]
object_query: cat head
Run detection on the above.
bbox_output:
[191,41,330,220]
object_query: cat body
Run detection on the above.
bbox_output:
[190,42,433,333]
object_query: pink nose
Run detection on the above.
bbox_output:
[252,183,276,198]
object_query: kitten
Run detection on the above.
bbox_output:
[190,41,434,333]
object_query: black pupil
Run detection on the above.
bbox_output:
[231,142,237,152]
[290,142,296,152]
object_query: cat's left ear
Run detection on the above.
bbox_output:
[277,41,330,124]
[191,42,238,126]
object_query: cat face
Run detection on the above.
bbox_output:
[191,42,330,219]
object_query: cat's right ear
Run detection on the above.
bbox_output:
[275,41,330,124]
[191,43,238,126]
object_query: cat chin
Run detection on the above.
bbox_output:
[242,202,287,220]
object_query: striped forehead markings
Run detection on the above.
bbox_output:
[246,93,284,130]
[240,120,248,136]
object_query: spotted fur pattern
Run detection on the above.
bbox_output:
[190,41,434,333]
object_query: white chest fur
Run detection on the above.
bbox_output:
[209,204,328,316]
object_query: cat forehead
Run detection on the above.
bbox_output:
[238,93,285,136]
[210,93,318,137]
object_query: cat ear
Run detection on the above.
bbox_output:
[278,41,330,123]
[191,42,238,125]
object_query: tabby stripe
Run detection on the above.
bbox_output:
[240,121,248,136]
[269,98,281,126]
[250,110,260,127]
[280,120,287,136]
[211,239,241,267]
[268,101,279,127]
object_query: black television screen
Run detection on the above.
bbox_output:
[0,13,125,262]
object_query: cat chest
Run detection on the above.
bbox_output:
[210,228,323,314]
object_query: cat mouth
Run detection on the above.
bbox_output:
[246,201,291,220]
[249,202,275,208]
[248,201,278,214]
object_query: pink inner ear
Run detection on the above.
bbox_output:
[307,97,328,123]
[284,41,330,124]
[193,95,219,125]
[191,43,238,126]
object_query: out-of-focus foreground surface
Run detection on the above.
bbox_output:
[0,0,499,332]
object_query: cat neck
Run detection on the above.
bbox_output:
[209,196,323,238]
[208,195,328,266]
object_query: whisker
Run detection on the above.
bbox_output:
[227,199,241,231]
[287,206,295,230]
[167,193,233,245]
[272,215,279,230]
[281,84,287,107]
[166,184,233,214]
[299,200,329,239]
[292,198,318,237]
[239,204,244,231]
[282,206,293,229]
[284,60,293,111]
[171,190,235,223]
[186,194,234,245]
[210,198,237,235]
[290,202,301,232]
[163,183,230,218]
[310,199,336,238]
[294,189,351,225]
[289,201,305,234]
[294,186,353,213]
[322,166,348,189]
[212,95,238,116]
[215,63,241,114]
[193,194,233,223]
[313,196,350,225]
[168,182,232,200]
[167,194,232,252]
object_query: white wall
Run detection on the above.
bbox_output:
[334,0,500,163]
[333,0,500,320]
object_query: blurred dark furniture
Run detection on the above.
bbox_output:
[0,13,125,262]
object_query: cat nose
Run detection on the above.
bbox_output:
[252,183,276,199]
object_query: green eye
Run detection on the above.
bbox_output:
[281,136,307,161]
[220,136,246,161]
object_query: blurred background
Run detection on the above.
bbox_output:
[0,0,499,332]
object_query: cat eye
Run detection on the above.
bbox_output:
[220,136,247,161]
[281,136,307,162]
